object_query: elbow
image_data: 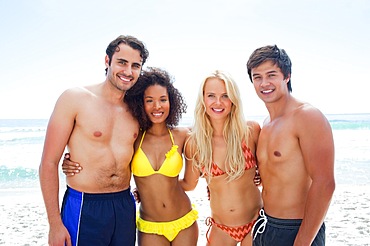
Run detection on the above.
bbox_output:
[179,180,196,192]
[328,178,336,193]
[182,184,195,192]
[38,160,58,181]
[185,186,195,192]
[322,177,336,198]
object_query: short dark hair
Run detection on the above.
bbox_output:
[105,35,149,75]
[247,45,292,92]
[125,67,187,130]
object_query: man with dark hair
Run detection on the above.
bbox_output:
[247,45,335,246]
[39,35,149,246]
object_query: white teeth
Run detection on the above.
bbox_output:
[152,113,162,116]
[213,108,223,112]
[262,89,273,94]
[118,76,130,82]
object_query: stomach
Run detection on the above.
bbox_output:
[66,144,133,193]
[208,176,262,225]
[66,163,131,193]
[135,176,193,222]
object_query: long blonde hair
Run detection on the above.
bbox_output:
[187,70,251,181]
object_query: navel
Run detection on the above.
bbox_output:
[93,131,102,137]
[274,151,281,157]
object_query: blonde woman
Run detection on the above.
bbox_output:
[180,70,262,246]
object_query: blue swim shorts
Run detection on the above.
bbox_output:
[61,186,136,246]
[252,208,326,246]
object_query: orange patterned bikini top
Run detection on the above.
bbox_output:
[204,141,256,177]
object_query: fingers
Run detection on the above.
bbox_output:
[62,169,80,176]
[62,166,81,174]
[132,188,141,203]
[62,153,82,171]
[61,153,82,176]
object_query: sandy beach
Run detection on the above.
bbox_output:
[0,182,369,246]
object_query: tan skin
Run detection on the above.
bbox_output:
[251,61,335,245]
[180,78,263,246]
[39,43,142,246]
[63,84,198,246]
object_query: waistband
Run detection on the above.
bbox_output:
[66,186,131,201]
[263,211,302,228]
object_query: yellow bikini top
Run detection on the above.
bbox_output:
[131,129,183,177]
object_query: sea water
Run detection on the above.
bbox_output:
[0,114,369,189]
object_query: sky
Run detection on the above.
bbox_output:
[0,0,369,119]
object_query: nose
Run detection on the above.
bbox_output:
[154,101,161,109]
[215,97,222,104]
[123,64,133,76]
[260,77,270,87]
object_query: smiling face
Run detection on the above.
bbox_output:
[105,43,143,92]
[251,60,290,104]
[143,84,170,125]
[203,77,232,121]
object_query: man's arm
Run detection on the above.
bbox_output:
[294,108,335,245]
[39,90,78,246]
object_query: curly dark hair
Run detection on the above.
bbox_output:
[125,67,187,130]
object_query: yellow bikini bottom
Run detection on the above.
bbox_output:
[136,207,198,242]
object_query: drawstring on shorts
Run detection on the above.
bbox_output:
[252,209,268,240]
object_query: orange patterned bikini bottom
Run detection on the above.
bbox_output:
[205,217,256,242]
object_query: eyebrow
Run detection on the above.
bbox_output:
[267,70,278,74]
[145,95,168,98]
[252,70,277,77]
[116,58,128,63]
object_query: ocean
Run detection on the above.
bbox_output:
[1,113,369,189]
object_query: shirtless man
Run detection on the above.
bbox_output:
[39,35,149,246]
[247,45,335,246]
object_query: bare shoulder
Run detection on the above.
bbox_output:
[58,85,95,102]
[172,126,191,137]
[171,126,191,144]
[295,103,330,126]
[51,84,104,123]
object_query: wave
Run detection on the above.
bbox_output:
[329,119,370,130]
[0,135,45,145]
[0,166,40,189]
